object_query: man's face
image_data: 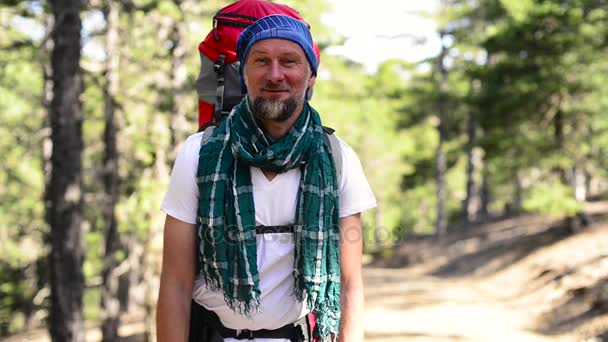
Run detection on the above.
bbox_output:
[243,39,316,122]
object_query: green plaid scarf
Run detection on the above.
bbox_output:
[196,98,341,339]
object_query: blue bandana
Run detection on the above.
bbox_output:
[236,14,318,92]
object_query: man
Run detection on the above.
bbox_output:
[157,14,376,342]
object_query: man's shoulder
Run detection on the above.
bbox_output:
[329,134,357,161]
[331,134,352,151]
[182,131,206,149]
[175,132,206,161]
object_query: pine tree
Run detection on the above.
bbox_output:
[47,0,85,340]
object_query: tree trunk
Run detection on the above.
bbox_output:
[462,103,478,224]
[479,158,490,221]
[511,171,523,215]
[554,108,569,185]
[47,1,85,341]
[101,0,122,340]
[435,30,448,237]
[41,9,54,226]
[584,169,592,200]
[572,165,587,202]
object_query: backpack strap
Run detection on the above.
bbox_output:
[213,54,226,124]
[200,125,216,147]
[322,126,343,183]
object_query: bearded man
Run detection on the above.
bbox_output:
[156,14,376,342]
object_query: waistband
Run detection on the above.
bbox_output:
[219,314,309,340]
[189,300,314,341]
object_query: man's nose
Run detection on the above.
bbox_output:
[266,60,285,83]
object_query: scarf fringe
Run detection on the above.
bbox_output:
[224,291,261,317]
[202,271,261,317]
[292,276,341,339]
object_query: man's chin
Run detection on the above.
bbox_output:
[251,96,299,122]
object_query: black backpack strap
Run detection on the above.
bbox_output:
[322,126,343,182]
[213,54,226,124]
[256,225,293,234]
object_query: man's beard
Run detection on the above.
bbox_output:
[250,93,302,122]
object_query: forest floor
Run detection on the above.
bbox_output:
[3,203,608,342]
[365,201,608,342]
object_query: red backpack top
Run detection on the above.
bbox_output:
[196,0,320,130]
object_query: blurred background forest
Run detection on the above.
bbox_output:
[1,0,608,341]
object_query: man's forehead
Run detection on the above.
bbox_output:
[248,39,306,57]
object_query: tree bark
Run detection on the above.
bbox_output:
[554,108,569,185]
[435,30,448,237]
[47,1,85,341]
[479,158,490,221]
[462,100,478,224]
[101,0,122,340]
[573,165,587,202]
[511,171,523,215]
[41,8,54,225]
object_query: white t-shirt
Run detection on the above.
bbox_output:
[161,131,376,338]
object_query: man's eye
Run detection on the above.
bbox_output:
[283,60,297,66]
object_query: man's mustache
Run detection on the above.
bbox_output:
[262,83,290,91]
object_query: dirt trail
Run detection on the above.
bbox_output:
[363,267,576,342]
[363,204,608,342]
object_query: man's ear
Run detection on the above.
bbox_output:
[305,87,313,101]
[306,74,316,100]
[308,74,316,88]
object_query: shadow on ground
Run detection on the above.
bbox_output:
[536,277,608,336]
[117,334,147,342]
[430,219,573,277]
[376,210,608,279]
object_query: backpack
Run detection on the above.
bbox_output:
[196,0,342,178]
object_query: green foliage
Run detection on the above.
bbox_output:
[523,180,582,216]
[499,0,534,21]
[0,3,48,335]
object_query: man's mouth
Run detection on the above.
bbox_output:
[262,83,290,93]
[262,88,289,93]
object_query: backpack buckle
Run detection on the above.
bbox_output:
[214,55,226,84]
